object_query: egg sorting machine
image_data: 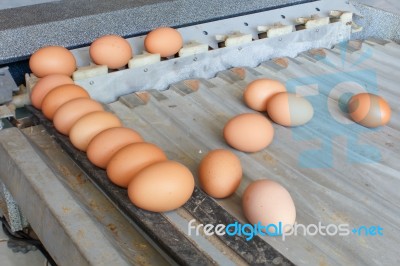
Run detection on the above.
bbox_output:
[0,0,400,265]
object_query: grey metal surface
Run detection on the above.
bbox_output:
[0,0,58,10]
[0,126,169,265]
[0,0,316,64]
[354,0,400,15]
[351,1,400,43]
[104,39,400,266]
[0,182,29,232]
[0,67,18,105]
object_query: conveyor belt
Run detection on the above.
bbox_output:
[27,97,294,265]
[0,0,316,64]
[28,39,400,265]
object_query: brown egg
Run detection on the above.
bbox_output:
[29,46,76,78]
[106,142,167,188]
[128,161,195,212]
[53,98,104,135]
[223,113,274,152]
[348,93,391,128]
[243,79,286,111]
[87,127,144,169]
[144,27,183,57]
[89,35,133,69]
[242,179,296,234]
[198,149,242,198]
[41,84,90,120]
[30,74,74,109]
[266,92,314,127]
[69,111,122,151]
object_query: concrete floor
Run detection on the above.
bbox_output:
[0,220,47,266]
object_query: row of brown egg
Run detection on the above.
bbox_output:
[31,80,195,212]
[29,28,197,213]
[29,27,183,79]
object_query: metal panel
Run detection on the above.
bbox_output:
[352,1,400,43]
[0,67,18,104]
[354,0,400,15]
[0,128,128,265]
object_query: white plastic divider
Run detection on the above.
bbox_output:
[74,22,351,103]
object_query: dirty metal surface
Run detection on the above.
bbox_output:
[0,127,131,265]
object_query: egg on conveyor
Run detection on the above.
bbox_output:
[266,92,314,127]
[89,35,133,69]
[198,149,242,198]
[223,113,274,153]
[53,98,104,135]
[106,142,167,188]
[29,46,77,78]
[144,27,183,57]
[243,78,286,112]
[128,161,195,212]
[41,84,90,120]
[242,179,296,234]
[30,74,74,110]
[69,111,122,151]
[348,93,391,128]
[87,127,144,169]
